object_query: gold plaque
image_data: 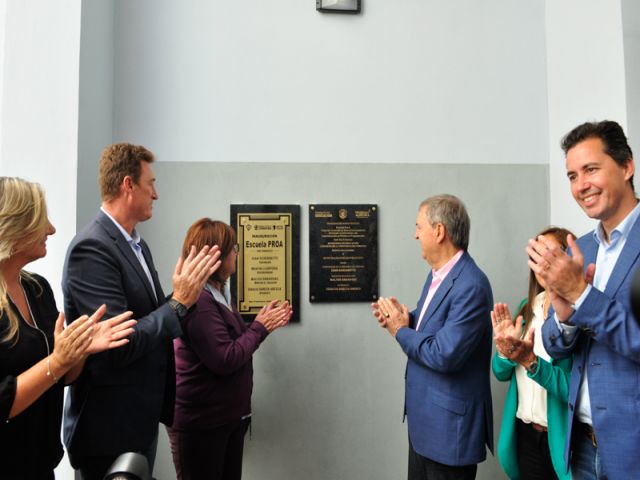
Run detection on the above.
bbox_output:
[231,205,300,322]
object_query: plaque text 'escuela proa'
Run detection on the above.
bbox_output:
[231,205,300,322]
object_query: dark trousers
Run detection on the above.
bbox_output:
[408,437,477,480]
[167,418,250,480]
[75,428,158,480]
[515,418,558,480]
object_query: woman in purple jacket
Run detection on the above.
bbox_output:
[168,218,292,480]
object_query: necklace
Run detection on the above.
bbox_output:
[16,282,52,360]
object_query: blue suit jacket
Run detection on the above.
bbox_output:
[396,251,494,466]
[61,211,182,463]
[542,215,640,478]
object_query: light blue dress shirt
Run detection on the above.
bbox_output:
[557,201,640,424]
[100,207,158,302]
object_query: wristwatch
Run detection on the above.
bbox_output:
[526,358,539,374]
[168,298,188,319]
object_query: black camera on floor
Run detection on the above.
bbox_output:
[104,453,150,480]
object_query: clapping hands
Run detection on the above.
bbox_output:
[255,300,292,333]
[491,303,535,366]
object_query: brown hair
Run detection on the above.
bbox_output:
[182,218,236,283]
[517,226,574,333]
[561,120,634,191]
[99,143,154,202]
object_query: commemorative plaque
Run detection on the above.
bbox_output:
[231,205,300,323]
[309,204,378,302]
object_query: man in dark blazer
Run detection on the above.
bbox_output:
[532,121,640,479]
[62,143,220,480]
[374,194,493,480]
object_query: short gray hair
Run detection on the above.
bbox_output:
[419,194,470,251]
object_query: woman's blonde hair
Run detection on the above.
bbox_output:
[0,177,49,344]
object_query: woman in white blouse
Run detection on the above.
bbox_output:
[492,227,574,480]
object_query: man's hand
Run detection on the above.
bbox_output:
[526,234,589,303]
[86,305,137,354]
[549,290,574,323]
[172,245,222,308]
[375,296,409,337]
[371,300,386,327]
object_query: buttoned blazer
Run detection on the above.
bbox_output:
[62,210,182,462]
[395,251,494,466]
[542,215,640,478]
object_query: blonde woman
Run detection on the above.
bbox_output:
[0,177,136,479]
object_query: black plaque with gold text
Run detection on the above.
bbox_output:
[231,205,300,323]
[309,204,378,302]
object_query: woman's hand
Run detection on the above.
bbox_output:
[508,328,536,367]
[491,303,524,357]
[85,305,137,355]
[255,300,292,333]
[51,312,94,372]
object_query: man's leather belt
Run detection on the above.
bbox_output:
[578,422,598,448]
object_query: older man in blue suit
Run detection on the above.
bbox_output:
[532,121,640,479]
[374,194,493,480]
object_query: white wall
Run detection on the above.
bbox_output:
[112,0,549,166]
[545,0,628,236]
[0,0,81,287]
[0,1,82,478]
[622,0,640,158]
[0,0,6,156]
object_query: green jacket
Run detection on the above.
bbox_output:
[492,352,572,480]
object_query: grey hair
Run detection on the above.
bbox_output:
[419,194,470,251]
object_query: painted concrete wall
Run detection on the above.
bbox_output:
[111,0,549,167]
[135,161,548,480]
[76,0,115,230]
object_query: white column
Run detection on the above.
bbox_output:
[0,1,82,478]
[0,0,81,295]
[0,0,7,160]
[545,0,628,235]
